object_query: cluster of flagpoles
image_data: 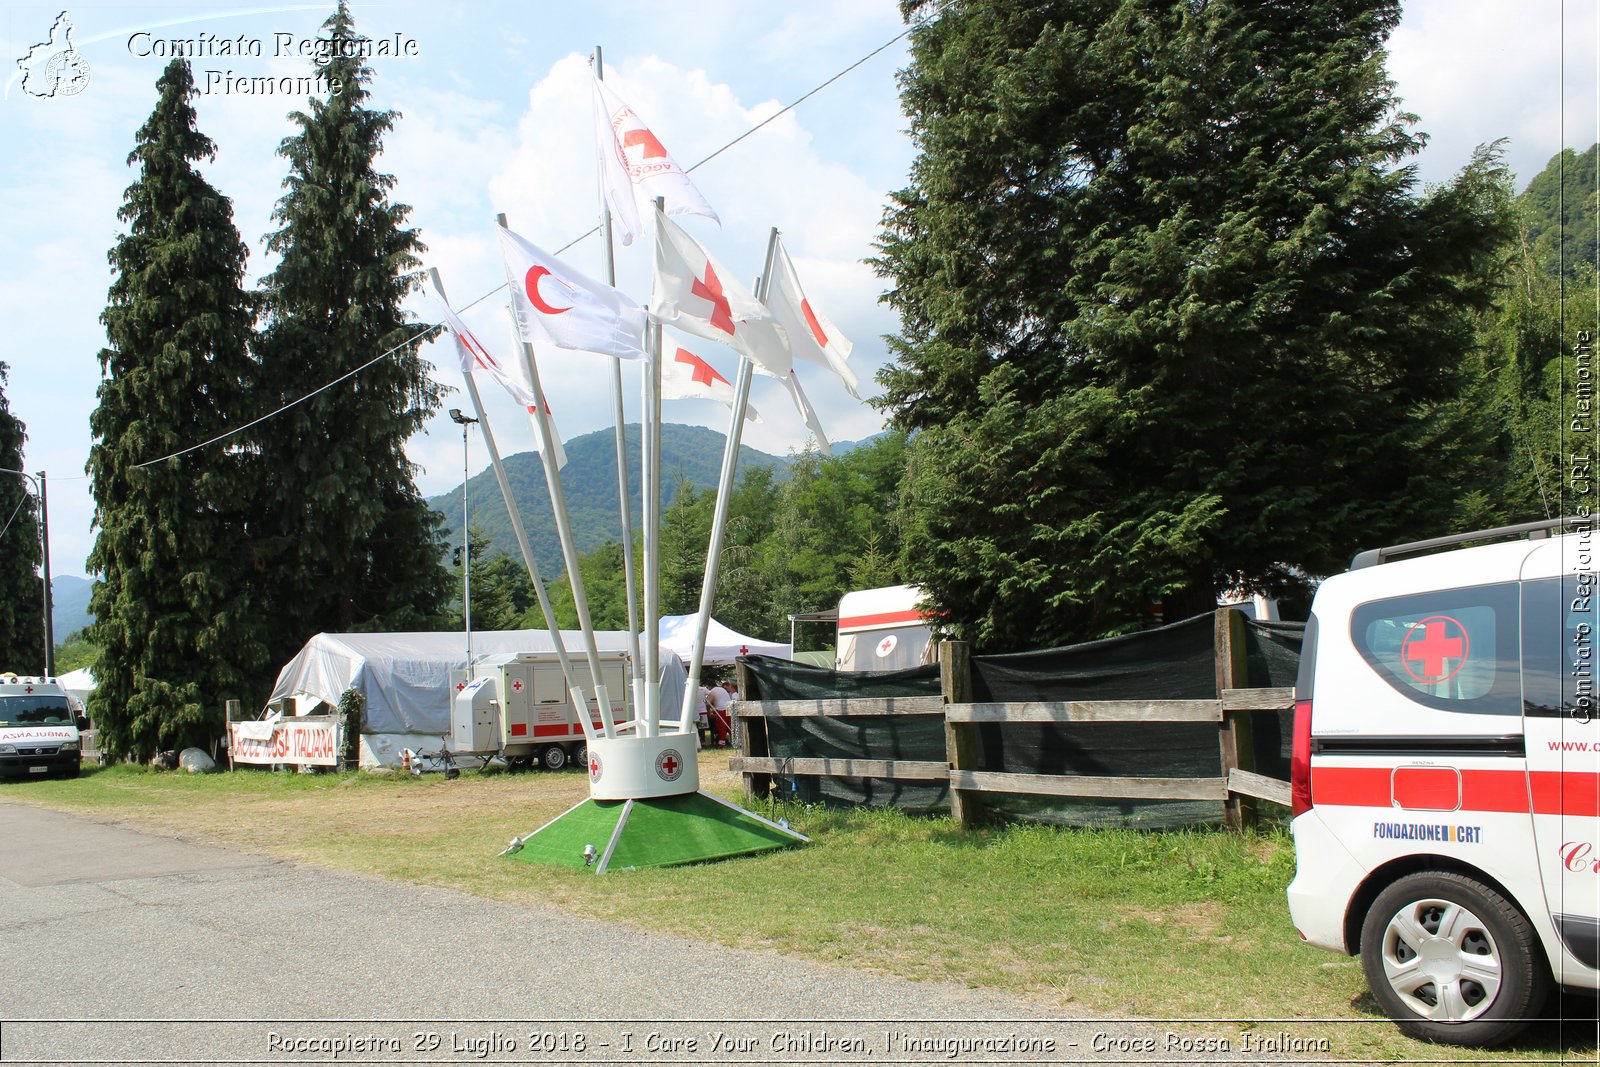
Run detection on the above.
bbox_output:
[427,48,861,748]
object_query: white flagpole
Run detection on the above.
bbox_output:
[496,212,614,738]
[428,268,581,698]
[642,199,669,736]
[592,46,644,685]
[676,227,780,730]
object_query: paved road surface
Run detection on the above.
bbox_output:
[0,800,1333,1064]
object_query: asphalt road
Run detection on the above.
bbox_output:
[0,800,1337,1065]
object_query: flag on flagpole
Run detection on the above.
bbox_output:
[767,236,860,399]
[429,280,537,409]
[497,223,648,362]
[782,369,831,455]
[652,212,791,378]
[505,311,569,470]
[661,343,761,423]
[593,74,719,246]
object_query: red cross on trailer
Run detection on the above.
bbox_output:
[512,679,523,692]
[1401,615,1469,683]
[455,682,465,692]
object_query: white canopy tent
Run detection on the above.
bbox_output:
[647,615,792,665]
[267,630,686,767]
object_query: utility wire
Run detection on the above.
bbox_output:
[135,22,916,471]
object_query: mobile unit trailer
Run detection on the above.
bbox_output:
[836,584,934,671]
[452,650,631,770]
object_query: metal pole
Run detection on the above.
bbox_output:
[448,411,478,673]
[39,471,52,677]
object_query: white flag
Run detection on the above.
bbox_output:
[662,343,761,423]
[652,212,790,378]
[593,74,720,246]
[497,223,648,362]
[504,312,569,470]
[768,236,860,399]
[428,276,537,410]
[782,369,831,455]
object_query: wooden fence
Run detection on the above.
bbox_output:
[733,607,1294,829]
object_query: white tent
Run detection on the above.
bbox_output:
[647,615,792,665]
[267,630,686,767]
[57,667,95,710]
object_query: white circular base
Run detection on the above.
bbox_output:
[585,733,699,799]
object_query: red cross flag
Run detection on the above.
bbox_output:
[652,213,790,378]
[497,223,648,362]
[767,236,860,399]
[428,274,537,410]
[593,74,719,246]
[661,343,761,423]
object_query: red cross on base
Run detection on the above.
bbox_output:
[661,754,679,776]
[1402,616,1469,683]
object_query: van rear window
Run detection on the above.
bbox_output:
[1350,582,1521,714]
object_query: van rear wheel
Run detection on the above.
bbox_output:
[1360,871,1548,1046]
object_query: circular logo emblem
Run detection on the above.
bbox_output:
[655,748,684,782]
[1400,615,1470,684]
[587,752,603,783]
[44,50,90,97]
[875,634,898,659]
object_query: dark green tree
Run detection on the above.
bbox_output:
[0,363,44,673]
[256,2,449,666]
[876,0,1513,648]
[85,59,267,759]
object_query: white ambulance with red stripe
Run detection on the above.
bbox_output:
[1288,517,1600,1045]
[836,584,934,671]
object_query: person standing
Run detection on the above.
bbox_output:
[708,680,732,747]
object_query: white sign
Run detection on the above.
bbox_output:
[228,718,341,767]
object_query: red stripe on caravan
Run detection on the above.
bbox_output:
[838,609,927,631]
[508,723,527,737]
[532,724,569,738]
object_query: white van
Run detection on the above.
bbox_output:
[0,675,86,779]
[1287,517,1599,1045]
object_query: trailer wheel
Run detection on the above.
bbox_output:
[540,744,568,771]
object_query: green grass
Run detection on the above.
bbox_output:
[5,764,1596,1063]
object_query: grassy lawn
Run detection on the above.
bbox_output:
[4,756,1595,1063]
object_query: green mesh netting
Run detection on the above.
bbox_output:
[739,655,941,699]
[1243,618,1304,782]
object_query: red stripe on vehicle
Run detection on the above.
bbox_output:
[838,609,928,630]
[1530,771,1600,818]
[508,723,527,737]
[533,724,569,738]
[1312,766,1532,813]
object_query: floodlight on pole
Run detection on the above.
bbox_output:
[448,410,479,674]
[0,467,52,677]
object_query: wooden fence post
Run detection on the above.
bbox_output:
[1215,607,1257,829]
[735,660,772,801]
[941,640,982,828]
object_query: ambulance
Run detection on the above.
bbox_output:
[1287,517,1600,1045]
[0,674,86,779]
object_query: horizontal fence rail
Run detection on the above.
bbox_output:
[734,610,1297,829]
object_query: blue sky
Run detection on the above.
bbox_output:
[2,0,1595,579]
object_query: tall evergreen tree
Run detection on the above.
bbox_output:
[256,2,448,667]
[876,0,1512,648]
[0,363,44,673]
[86,59,266,759]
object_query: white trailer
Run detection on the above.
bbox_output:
[452,650,631,770]
[836,584,934,671]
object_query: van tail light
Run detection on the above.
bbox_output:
[1291,698,1313,817]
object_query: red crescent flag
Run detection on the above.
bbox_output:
[767,236,860,399]
[497,224,648,361]
[651,212,791,378]
[660,342,761,423]
[592,74,720,247]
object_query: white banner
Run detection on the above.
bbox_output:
[228,718,341,767]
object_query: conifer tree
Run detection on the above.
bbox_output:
[876,0,1512,648]
[86,59,266,759]
[256,2,448,667]
[0,363,44,673]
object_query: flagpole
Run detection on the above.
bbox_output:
[429,269,582,698]
[496,212,614,738]
[642,199,670,735]
[677,227,781,729]
[592,46,644,685]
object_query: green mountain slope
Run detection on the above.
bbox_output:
[428,423,790,574]
[1519,143,1598,281]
